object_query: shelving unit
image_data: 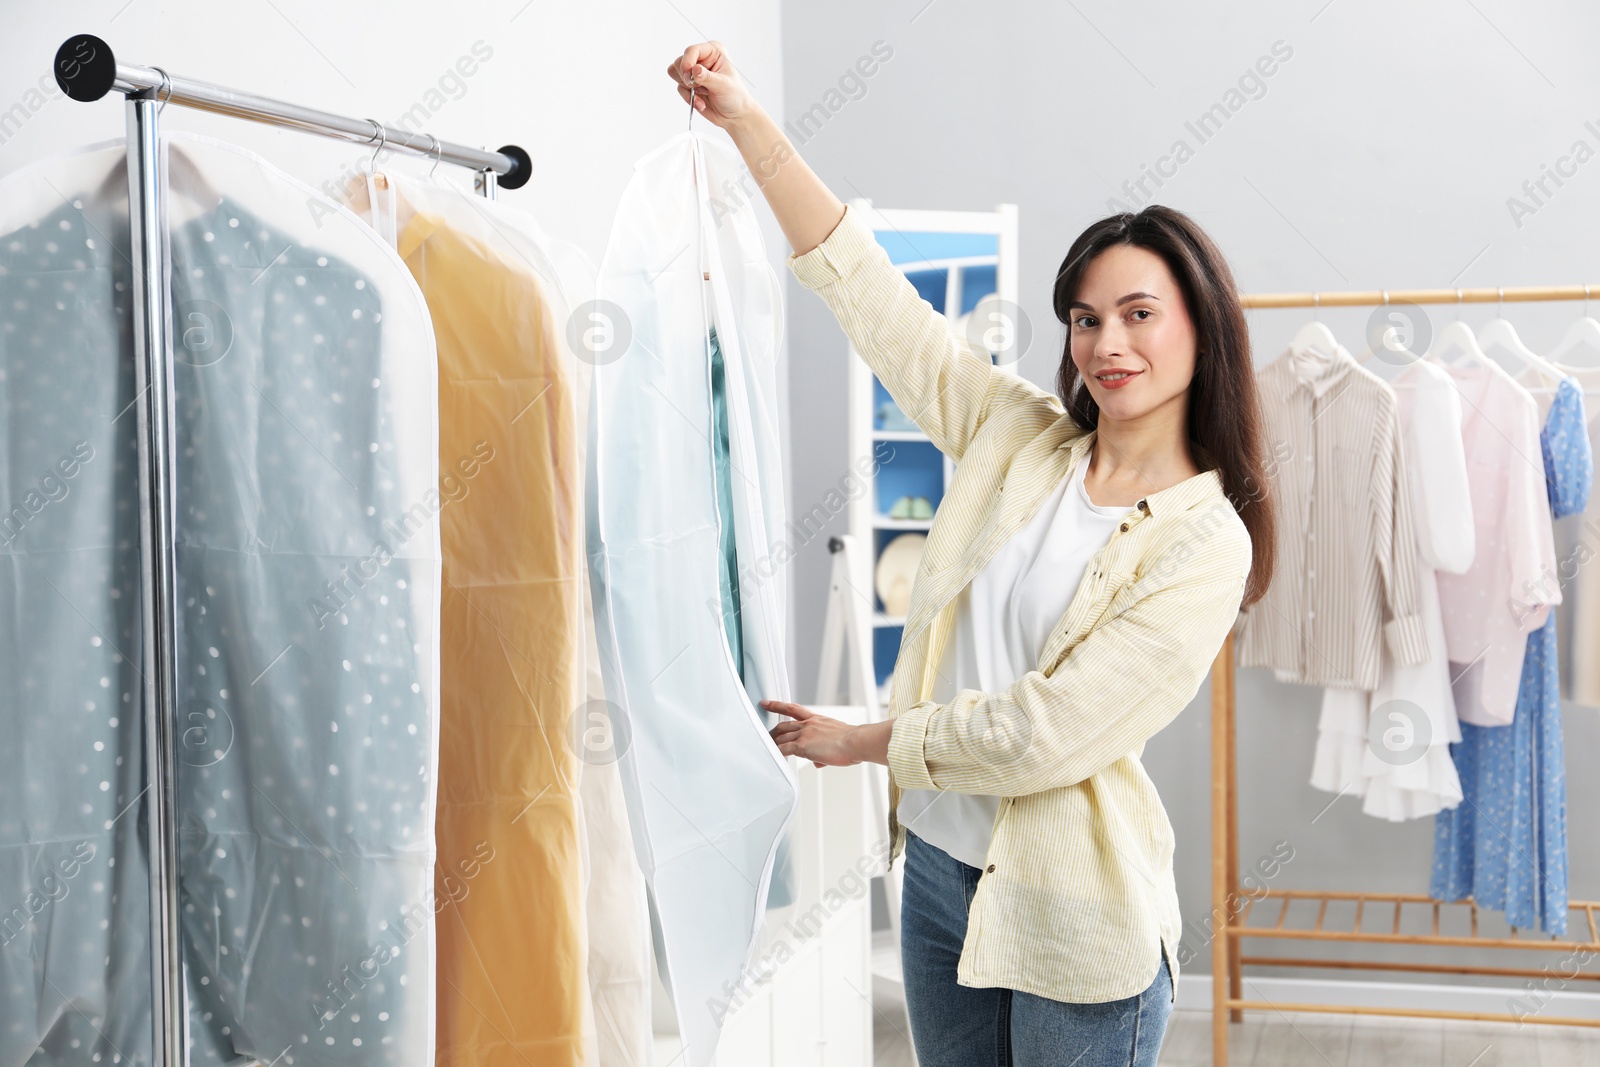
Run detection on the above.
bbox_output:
[844,198,1019,706]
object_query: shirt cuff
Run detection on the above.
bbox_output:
[1384,612,1430,666]
[787,205,876,290]
[886,700,941,791]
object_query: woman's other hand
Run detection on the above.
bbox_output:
[667,41,759,130]
[763,699,863,767]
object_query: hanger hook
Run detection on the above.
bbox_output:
[365,119,387,174]
[1586,284,1592,318]
[686,69,698,131]
[1313,291,1320,322]
[1456,288,1464,321]
[1382,290,1389,305]
[425,132,443,179]
[1498,286,1505,316]
[149,65,173,116]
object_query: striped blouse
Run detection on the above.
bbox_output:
[788,205,1252,1004]
[1237,346,1429,690]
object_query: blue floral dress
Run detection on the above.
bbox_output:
[1432,376,1591,935]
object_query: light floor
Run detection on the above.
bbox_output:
[870,1007,1600,1066]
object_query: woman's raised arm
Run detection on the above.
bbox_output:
[667,42,844,254]
[668,42,1059,461]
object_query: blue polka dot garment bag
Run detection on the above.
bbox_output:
[0,141,155,1064]
[586,130,798,1067]
[0,134,443,1065]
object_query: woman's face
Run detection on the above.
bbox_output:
[1067,245,1198,425]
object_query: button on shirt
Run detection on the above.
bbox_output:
[1239,345,1429,690]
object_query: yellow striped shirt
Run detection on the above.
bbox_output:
[788,205,1252,1003]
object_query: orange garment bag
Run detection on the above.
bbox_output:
[394,199,590,1067]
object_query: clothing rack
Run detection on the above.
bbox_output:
[1210,284,1600,1065]
[49,33,529,1066]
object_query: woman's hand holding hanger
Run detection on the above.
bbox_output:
[667,42,846,256]
[666,42,758,130]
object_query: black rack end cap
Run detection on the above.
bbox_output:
[496,144,531,190]
[56,34,118,102]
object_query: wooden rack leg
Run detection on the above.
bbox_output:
[1210,633,1235,1066]
[1225,640,1243,1024]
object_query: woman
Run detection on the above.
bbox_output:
[669,41,1275,1067]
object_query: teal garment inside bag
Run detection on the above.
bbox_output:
[709,325,745,680]
[708,325,795,910]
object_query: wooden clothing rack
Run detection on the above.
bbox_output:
[1208,283,1600,1066]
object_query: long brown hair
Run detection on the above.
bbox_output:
[1051,204,1276,607]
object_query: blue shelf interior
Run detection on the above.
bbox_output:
[864,227,1002,693]
[873,439,943,517]
[872,230,999,266]
[905,267,948,313]
[873,624,903,687]
[961,263,997,314]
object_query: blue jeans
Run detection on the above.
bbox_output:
[899,829,1174,1066]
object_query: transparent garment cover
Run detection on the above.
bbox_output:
[0,132,444,1065]
[587,130,797,1067]
[346,166,595,1066]
[0,139,156,1067]
[441,183,654,1067]
[165,132,441,1066]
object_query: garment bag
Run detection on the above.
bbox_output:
[160,132,442,1066]
[348,168,595,1067]
[587,130,798,1067]
[478,187,655,1067]
[1,132,443,1066]
[463,180,655,1067]
[0,139,155,1066]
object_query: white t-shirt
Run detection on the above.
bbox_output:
[897,453,1126,868]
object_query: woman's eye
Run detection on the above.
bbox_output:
[1074,315,1097,329]
[1129,308,1152,322]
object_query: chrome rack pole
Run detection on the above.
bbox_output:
[53,32,532,188]
[124,87,185,1067]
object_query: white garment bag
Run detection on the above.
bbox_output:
[587,130,797,1067]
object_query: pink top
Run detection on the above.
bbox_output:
[1431,360,1557,726]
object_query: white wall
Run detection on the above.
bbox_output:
[0,3,785,267]
[780,0,1600,984]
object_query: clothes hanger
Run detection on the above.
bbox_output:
[1357,344,1420,385]
[92,67,224,216]
[1551,287,1600,372]
[1288,294,1340,361]
[1476,289,1564,391]
[1356,291,1424,380]
[348,120,404,248]
[1425,289,1494,370]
